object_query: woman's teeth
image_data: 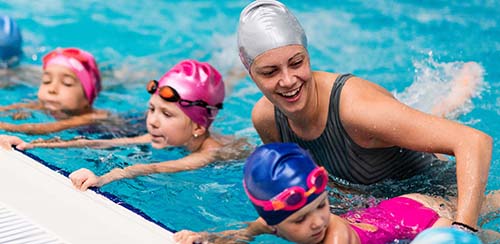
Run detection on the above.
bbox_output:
[281,87,300,97]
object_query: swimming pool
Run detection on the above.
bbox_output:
[1,0,499,243]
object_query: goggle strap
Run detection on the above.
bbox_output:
[304,186,317,197]
[271,201,286,211]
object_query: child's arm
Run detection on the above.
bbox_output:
[0,111,107,134]
[30,134,151,149]
[173,218,273,244]
[0,135,28,150]
[69,149,218,190]
[0,134,150,151]
[0,102,42,112]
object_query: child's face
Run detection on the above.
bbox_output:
[38,64,90,113]
[146,95,195,149]
[275,192,330,244]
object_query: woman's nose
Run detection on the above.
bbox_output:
[278,68,294,87]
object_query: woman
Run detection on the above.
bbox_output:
[237,0,492,231]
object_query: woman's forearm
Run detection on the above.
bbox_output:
[454,131,492,228]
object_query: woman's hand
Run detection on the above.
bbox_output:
[173,230,209,244]
[0,135,32,150]
[69,168,101,191]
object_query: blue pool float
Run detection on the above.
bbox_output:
[411,227,482,244]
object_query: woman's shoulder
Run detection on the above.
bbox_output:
[252,97,275,125]
[313,71,340,84]
[337,75,392,98]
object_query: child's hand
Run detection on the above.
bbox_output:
[69,168,100,191]
[173,230,209,244]
[0,135,31,150]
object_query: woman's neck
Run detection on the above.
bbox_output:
[286,73,328,139]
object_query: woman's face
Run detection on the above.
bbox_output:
[275,192,330,244]
[38,64,90,114]
[250,45,313,114]
[146,95,195,149]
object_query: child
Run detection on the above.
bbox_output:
[0,15,22,68]
[174,143,500,244]
[0,47,108,134]
[0,59,251,190]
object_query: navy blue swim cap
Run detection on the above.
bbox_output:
[243,143,326,225]
[0,16,22,67]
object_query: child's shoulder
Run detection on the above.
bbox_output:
[210,135,254,161]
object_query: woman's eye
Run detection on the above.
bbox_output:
[260,69,277,77]
[162,111,172,117]
[290,59,303,68]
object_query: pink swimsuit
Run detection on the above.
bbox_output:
[341,197,439,244]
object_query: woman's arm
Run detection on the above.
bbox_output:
[341,76,492,229]
[70,149,217,190]
[252,97,280,143]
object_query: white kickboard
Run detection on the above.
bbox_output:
[0,148,175,244]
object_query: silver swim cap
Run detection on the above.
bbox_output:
[237,0,307,70]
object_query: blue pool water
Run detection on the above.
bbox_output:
[1,0,499,243]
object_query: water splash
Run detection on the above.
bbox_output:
[395,53,486,120]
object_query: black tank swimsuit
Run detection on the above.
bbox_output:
[275,74,440,185]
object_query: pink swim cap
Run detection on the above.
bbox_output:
[42,47,101,105]
[156,59,225,129]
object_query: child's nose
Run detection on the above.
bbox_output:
[147,114,160,128]
[310,211,326,230]
[47,83,59,94]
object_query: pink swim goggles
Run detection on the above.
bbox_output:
[245,166,328,211]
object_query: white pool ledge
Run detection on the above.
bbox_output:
[0,148,175,244]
